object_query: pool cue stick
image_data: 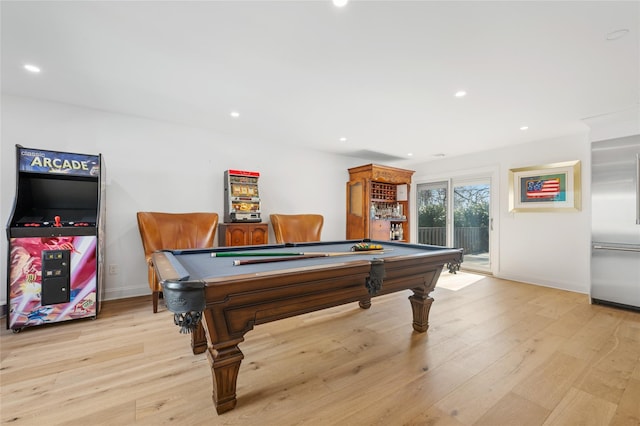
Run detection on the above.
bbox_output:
[233,253,327,265]
[212,252,306,257]
[215,248,392,259]
[315,250,390,257]
[233,250,388,266]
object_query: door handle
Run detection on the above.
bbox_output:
[593,244,640,253]
[636,153,639,225]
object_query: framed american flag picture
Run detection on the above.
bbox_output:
[508,160,581,212]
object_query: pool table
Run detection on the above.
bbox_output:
[152,240,463,414]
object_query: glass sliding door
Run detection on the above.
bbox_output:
[417,177,492,273]
[453,178,491,272]
[416,181,448,246]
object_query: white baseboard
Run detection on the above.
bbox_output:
[495,272,588,295]
[102,286,149,302]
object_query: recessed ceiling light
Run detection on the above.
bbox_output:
[339,137,347,142]
[333,0,348,7]
[520,126,529,130]
[606,29,629,41]
[454,90,467,98]
[23,64,41,73]
[407,153,413,157]
[230,111,240,118]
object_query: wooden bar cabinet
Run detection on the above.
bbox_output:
[346,164,414,242]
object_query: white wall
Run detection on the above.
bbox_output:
[397,132,593,294]
[1,95,359,303]
[401,104,639,295]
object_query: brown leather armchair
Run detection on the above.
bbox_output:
[136,212,218,313]
[270,214,323,244]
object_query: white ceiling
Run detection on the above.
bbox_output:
[2,1,638,163]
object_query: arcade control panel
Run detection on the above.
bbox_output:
[16,215,95,228]
[10,213,97,238]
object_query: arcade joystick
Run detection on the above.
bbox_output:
[54,216,62,227]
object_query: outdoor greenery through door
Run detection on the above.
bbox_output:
[417,178,491,272]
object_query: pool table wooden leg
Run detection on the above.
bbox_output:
[358,297,372,309]
[408,286,434,333]
[191,322,207,354]
[206,342,245,414]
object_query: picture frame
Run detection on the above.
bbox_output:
[508,160,581,212]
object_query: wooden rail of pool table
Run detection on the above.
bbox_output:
[153,247,462,414]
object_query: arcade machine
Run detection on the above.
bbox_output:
[6,145,106,332]
[223,169,262,222]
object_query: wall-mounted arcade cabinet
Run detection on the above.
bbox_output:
[6,145,106,332]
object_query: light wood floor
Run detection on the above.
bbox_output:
[1,273,639,425]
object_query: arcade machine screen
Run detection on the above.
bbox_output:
[13,175,98,228]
